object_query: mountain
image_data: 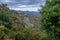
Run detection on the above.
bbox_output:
[18,11,39,15]
[0,4,40,28]
[0,4,42,40]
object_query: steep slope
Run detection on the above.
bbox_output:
[0,4,46,40]
[0,4,40,28]
[12,11,40,28]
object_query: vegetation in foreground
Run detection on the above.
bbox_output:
[40,0,60,40]
[0,4,46,40]
[0,0,60,40]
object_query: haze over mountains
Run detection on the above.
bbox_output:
[18,11,39,15]
[0,0,45,15]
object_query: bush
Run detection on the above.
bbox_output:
[40,0,60,40]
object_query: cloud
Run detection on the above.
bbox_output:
[13,4,40,8]
[17,5,27,8]
[1,0,12,2]
[4,0,12,2]
[0,0,45,11]
[9,7,41,12]
[0,0,45,5]
[0,0,16,4]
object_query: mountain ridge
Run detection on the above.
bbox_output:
[18,11,39,15]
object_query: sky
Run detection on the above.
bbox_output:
[0,0,45,12]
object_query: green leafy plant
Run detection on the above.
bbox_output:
[40,0,60,40]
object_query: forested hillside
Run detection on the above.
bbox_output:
[0,4,46,40]
[0,0,60,40]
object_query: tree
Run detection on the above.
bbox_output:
[40,0,60,40]
[0,4,13,29]
[0,4,47,40]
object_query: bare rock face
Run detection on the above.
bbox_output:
[12,11,40,28]
[23,17,34,28]
[23,14,40,28]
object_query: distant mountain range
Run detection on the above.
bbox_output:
[18,11,39,15]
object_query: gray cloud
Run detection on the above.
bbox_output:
[0,0,45,11]
[0,0,45,5]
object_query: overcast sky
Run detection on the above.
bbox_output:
[0,0,45,12]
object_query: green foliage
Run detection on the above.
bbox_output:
[0,4,47,40]
[14,27,46,40]
[40,0,60,40]
[0,5,13,29]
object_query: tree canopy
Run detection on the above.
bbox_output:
[40,0,60,40]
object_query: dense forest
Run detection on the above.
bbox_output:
[0,0,60,40]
